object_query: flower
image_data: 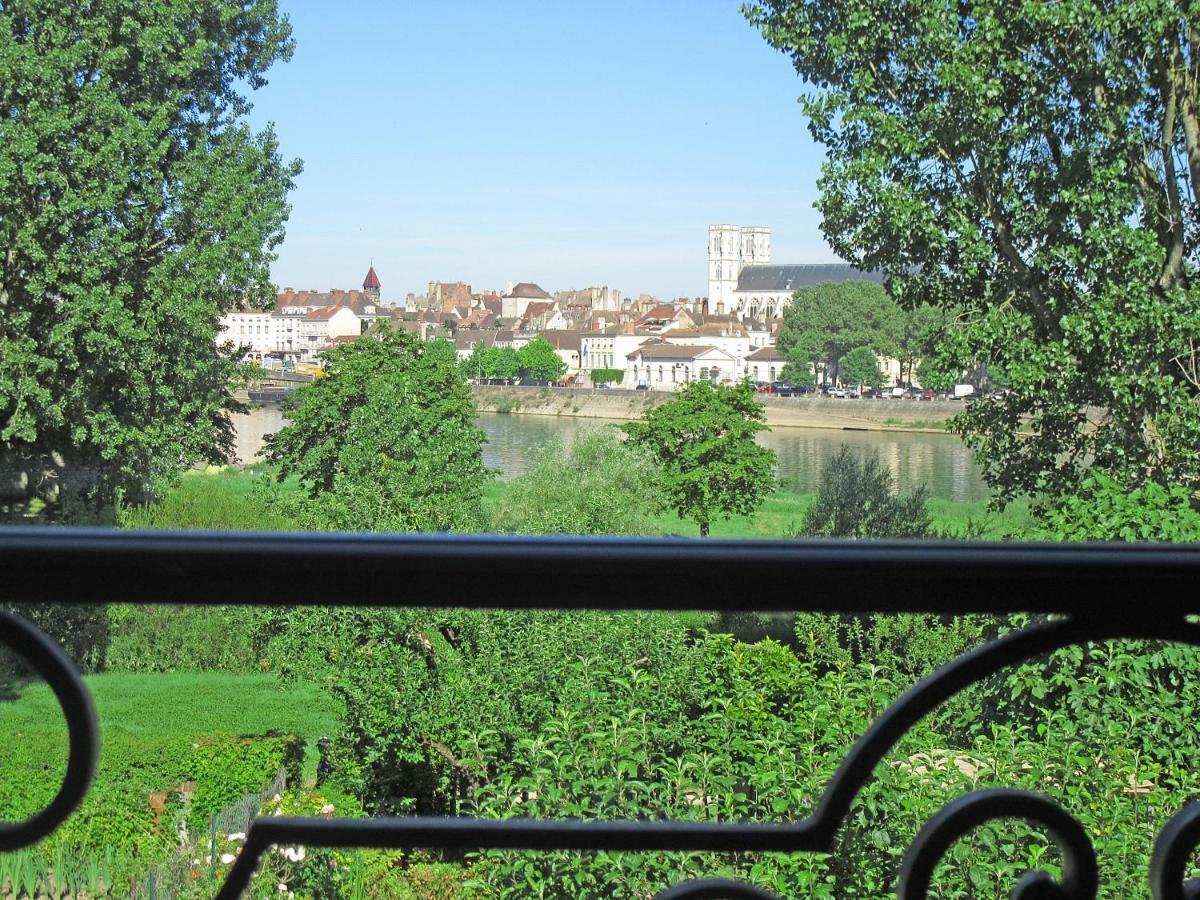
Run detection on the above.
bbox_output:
[320,803,335,816]
[220,853,235,865]
[278,884,288,893]
[228,831,246,842]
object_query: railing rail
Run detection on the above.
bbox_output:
[3,529,1200,898]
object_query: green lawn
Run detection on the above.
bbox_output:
[138,468,1032,539]
[0,670,340,789]
[0,671,340,882]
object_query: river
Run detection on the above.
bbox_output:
[232,407,989,502]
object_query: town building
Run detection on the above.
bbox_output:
[624,343,741,390]
[501,282,552,319]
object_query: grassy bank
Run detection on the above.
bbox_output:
[141,468,1031,539]
[0,671,340,888]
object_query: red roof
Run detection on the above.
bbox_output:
[363,266,381,290]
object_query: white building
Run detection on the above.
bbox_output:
[706,225,882,321]
[624,343,741,391]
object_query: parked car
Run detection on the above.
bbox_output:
[773,383,794,397]
[829,387,847,399]
[756,383,777,393]
[920,389,937,401]
[635,383,649,391]
[596,383,611,390]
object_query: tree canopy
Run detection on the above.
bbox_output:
[775,280,901,386]
[265,328,491,532]
[746,0,1200,507]
[0,0,300,508]
[517,337,568,383]
[839,347,883,389]
[623,381,776,536]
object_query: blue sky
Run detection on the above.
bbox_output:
[248,1,835,302]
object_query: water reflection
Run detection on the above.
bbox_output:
[231,407,989,502]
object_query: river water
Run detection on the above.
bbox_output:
[232,407,989,502]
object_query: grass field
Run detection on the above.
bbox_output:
[132,468,1032,539]
[0,670,340,788]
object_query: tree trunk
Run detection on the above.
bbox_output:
[700,521,710,538]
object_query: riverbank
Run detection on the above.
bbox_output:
[471,385,961,433]
[123,468,1031,540]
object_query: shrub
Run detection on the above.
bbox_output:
[490,427,666,535]
[798,445,930,538]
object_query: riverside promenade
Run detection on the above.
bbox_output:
[470,385,961,433]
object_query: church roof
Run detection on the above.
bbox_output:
[363,266,381,290]
[735,264,882,292]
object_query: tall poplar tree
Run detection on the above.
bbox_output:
[747,0,1200,506]
[0,1,300,510]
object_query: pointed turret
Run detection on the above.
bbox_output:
[362,265,381,301]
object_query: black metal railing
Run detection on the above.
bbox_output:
[2,528,1200,898]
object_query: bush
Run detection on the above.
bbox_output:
[1034,472,1200,542]
[799,445,930,538]
[106,605,271,674]
[490,427,666,535]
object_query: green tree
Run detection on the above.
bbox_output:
[776,280,901,386]
[480,345,520,382]
[460,342,488,380]
[0,0,300,510]
[517,337,567,382]
[779,360,815,388]
[746,0,1200,508]
[623,381,776,536]
[491,428,666,535]
[799,445,930,538]
[897,304,949,387]
[838,346,883,389]
[265,328,490,532]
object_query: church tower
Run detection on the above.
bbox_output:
[707,224,740,311]
[362,265,381,303]
[741,226,771,265]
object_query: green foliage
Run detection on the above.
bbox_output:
[0,604,109,675]
[1034,472,1200,542]
[490,428,666,535]
[105,604,276,674]
[265,327,492,532]
[776,280,901,386]
[745,0,1200,506]
[516,337,568,382]
[838,346,884,389]
[896,304,949,387]
[624,381,777,536]
[800,445,930,538]
[779,360,815,387]
[480,345,521,381]
[118,468,296,531]
[0,671,335,890]
[0,0,300,509]
[460,342,488,380]
[270,608,705,821]
[590,368,625,386]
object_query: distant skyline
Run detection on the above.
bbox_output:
[247,1,836,303]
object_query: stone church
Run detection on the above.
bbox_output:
[707,224,882,320]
